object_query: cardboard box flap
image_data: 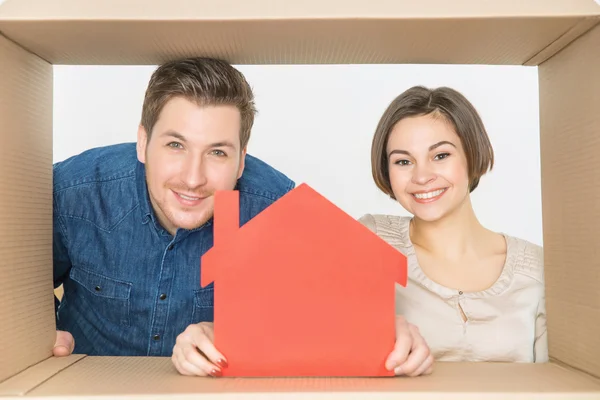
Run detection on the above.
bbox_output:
[1,0,599,19]
[0,34,54,384]
[0,0,598,65]
[539,24,600,378]
[0,355,85,396]
[21,358,600,398]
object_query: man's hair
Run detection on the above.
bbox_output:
[141,57,256,149]
[371,85,494,198]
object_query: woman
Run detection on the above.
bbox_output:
[359,86,547,363]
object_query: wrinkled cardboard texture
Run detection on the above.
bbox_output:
[539,23,600,378]
[0,0,600,397]
[0,34,55,384]
[201,184,407,376]
[0,0,593,65]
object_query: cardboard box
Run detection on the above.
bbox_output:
[1,0,599,398]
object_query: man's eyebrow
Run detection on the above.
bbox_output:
[209,141,236,149]
[162,130,187,142]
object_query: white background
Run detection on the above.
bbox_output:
[0,0,544,245]
[52,64,543,246]
[0,0,542,245]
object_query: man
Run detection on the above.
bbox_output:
[52,57,433,377]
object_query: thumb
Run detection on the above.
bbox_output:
[53,330,75,357]
[386,316,412,371]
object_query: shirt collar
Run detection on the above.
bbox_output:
[135,160,154,226]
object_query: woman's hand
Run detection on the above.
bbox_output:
[386,315,434,376]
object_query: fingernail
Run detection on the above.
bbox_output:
[395,366,404,375]
[216,358,228,369]
[210,368,222,377]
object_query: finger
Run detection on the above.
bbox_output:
[53,330,74,356]
[173,343,221,377]
[399,354,433,377]
[395,327,431,376]
[195,324,228,369]
[408,354,435,377]
[182,342,222,376]
[172,353,196,376]
[386,317,412,370]
[179,358,214,376]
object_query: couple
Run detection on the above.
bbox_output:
[52,57,547,377]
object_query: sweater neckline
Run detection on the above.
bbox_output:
[395,216,518,299]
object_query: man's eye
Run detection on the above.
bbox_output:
[212,150,226,156]
[167,142,183,149]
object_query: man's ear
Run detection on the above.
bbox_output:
[237,147,247,180]
[136,125,148,164]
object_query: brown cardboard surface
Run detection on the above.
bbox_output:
[1,0,600,397]
[21,358,600,398]
[524,17,600,65]
[0,34,54,383]
[2,0,600,19]
[0,1,598,65]
[539,24,600,378]
[0,354,85,396]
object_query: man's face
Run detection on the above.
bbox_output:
[137,96,245,235]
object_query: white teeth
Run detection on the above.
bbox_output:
[178,193,200,201]
[414,189,445,199]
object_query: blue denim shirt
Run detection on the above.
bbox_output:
[53,143,294,356]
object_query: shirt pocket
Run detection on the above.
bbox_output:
[69,266,132,327]
[191,286,214,324]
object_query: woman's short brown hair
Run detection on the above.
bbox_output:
[371,86,494,198]
[141,57,256,150]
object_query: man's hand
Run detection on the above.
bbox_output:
[53,330,74,356]
[172,322,228,377]
[385,315,434,376]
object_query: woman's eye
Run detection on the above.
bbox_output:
[394,159,410,166]
[434,153,450,160]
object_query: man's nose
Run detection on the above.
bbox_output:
[181,155,208,189]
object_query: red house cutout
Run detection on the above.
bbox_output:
[201,183,407,377]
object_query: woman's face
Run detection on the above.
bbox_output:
[386,114,471,222]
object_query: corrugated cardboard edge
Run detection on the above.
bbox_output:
[551,357,600,385]
[0,32,55,384]
[19,358,600,399]
[1,0,600,20]
[539,22,600,378]
[14,392,600,400]
[0,355,85,396]
[525,16,600,65]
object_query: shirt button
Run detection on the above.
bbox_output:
[159,293,167,300]
[168,244,174,250]
[458,291,463,295]
[153,334,160,341]
[95,286,101,292]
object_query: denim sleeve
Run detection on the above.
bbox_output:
[53,198,71,313]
